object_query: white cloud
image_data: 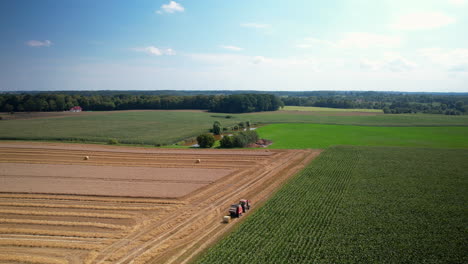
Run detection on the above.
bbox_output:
[251,56,272,64]
[133,46,176,56]
[360,59,381,71]
[449,64,468,72]
[157,1,184,14]
[419,48,468,71]
[188,53,250,65]
[240,23,271,29]
[383,54,418,72]
[339,32,401,49]
[448,0,467,6]
[26,40,52,47]
[297,32,401,50]
[296,38,335,49]
[391,12,455,30]
[220,45,244,51]
[360,53,417,72]
[186,53,321,74]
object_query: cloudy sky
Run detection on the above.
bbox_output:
[1,0,467,92]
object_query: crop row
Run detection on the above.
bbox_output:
[0,227,121,238]
[0,193,186,204]
[0,201,165,210]
[0,218,127,230]
[0,239,101,250]
[197,147,360,263]
[0,209,132,219]
[197,146,468,263]
[0,253,66,264]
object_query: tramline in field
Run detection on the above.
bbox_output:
[0,142,320,264]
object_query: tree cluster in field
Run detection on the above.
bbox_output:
[212,121,251,134]
[196,134,216,148]
[281,92,468,115]
[220,131,259,148]
[198,121,258,148]
[0,93,283,114]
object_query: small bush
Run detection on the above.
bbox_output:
[220,136,234,148]
[108,138,119,145]
[197,134,215,148]
[213,121,222,135]
[225,115,232,119]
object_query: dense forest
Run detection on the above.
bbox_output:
[0,91,467,115]
[0,93,283,114]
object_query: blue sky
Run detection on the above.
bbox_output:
[0,0,467,92]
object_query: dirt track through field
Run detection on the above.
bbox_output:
[0,142,321,264]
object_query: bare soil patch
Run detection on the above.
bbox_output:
[0,142,321,264]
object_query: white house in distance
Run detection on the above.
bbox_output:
[69,106,82,112]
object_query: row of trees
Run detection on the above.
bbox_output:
[281,93,468,115]
[220,131,259,148]
[382,101,467,115]
[197,130,260,148]
[0,93,283,113]
[212,121,251,135]
[2,91,467,115]
[282,96,385,109]
[210,94,284,113]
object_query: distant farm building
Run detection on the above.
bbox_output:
[69,106,82,112]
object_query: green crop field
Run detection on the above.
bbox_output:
[257,123,468,149]
[244,111,468,126]
[0,111,241,146]
[282,105,383,112]
[196,146,468,264]
[1,110,468,146]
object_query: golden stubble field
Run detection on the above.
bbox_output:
[0,142,321,264]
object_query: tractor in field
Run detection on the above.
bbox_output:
[228,199,251,218]
[229,204,242,218]
[239,199,251,213]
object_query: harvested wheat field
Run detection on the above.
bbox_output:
[0,142,321,264]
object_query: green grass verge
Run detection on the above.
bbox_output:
[257,123,468,149]
[1,110,467,146]
[195,146,468,264]
[282,106,383,112]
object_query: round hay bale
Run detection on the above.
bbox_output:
[84,156,89,160]
[196,159,201,163]
[223,216,230,223]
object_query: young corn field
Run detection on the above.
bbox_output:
[196,146,468,263]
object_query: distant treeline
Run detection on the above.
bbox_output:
[0,93,283,113]
[1,91,467,115]
[4,90,468,97]
[281,93,468,115]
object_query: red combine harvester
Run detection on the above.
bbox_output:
[228,199,251,218]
